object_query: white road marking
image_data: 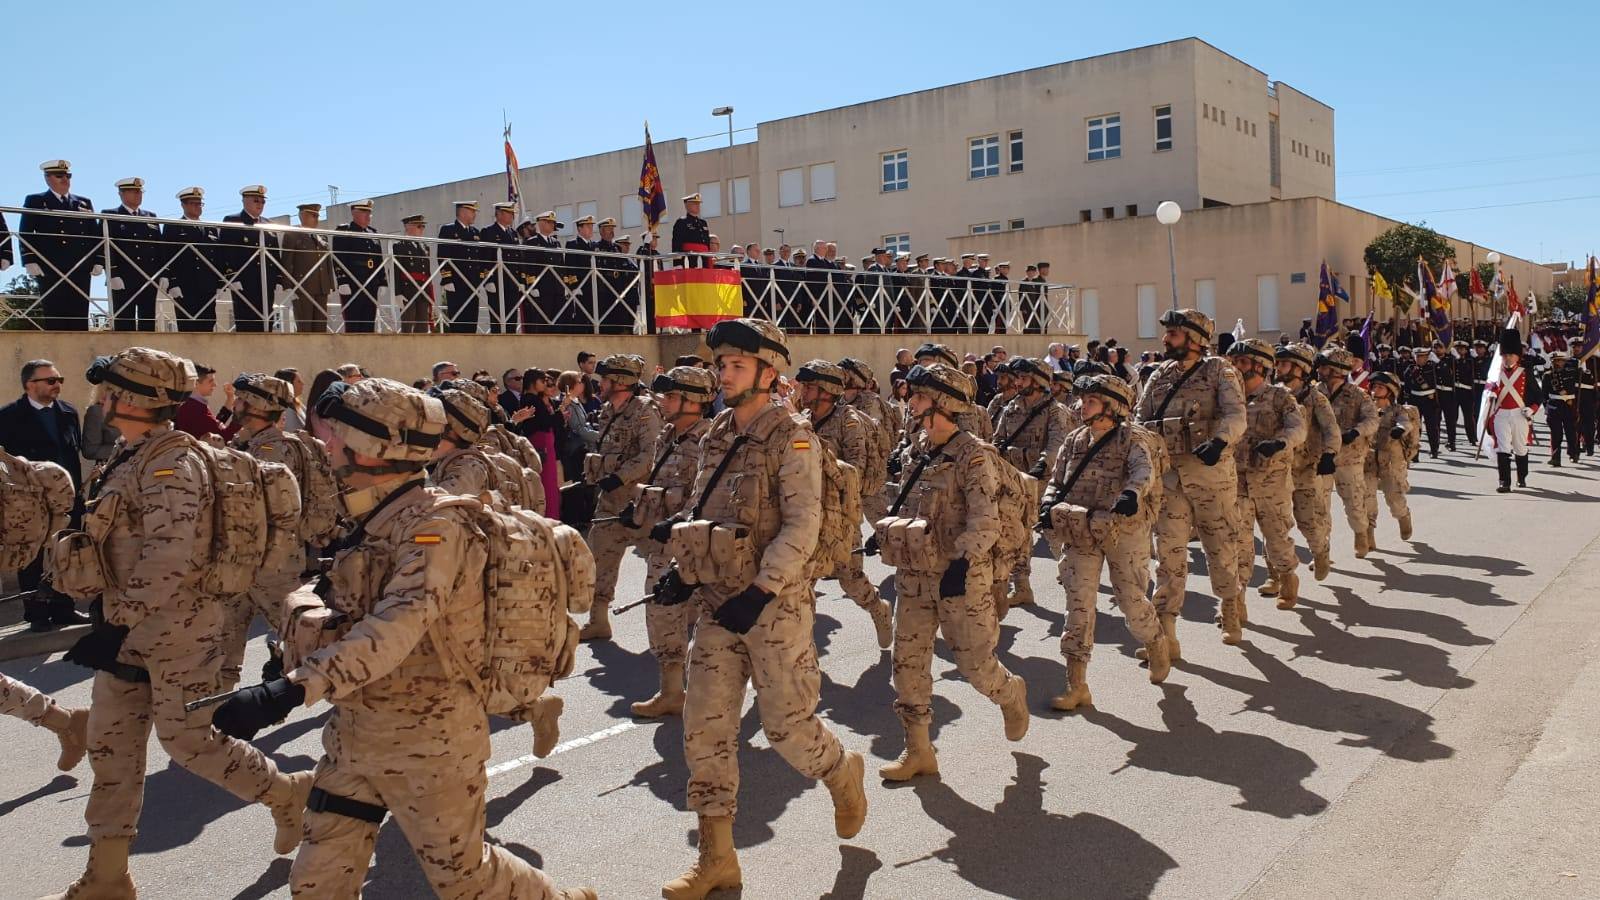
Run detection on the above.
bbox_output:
[486,721,639,778]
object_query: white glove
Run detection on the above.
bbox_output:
[168,286,183,300]
[26,263,42,277]
[442,282,457,293]
[91,264,104,277]
[337,283,352,296]
[157,277,169,293]
[228,280,242,290]
[108,276,125,290]
[483,282,496,294]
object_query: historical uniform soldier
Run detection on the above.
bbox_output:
[280,202,336,333]
[1366,372,1418,545]
[670,192,710,266]
[1430,341,1458,451]
[580,354,664,642]
[392,213,433,333]
[839,357,897,521]
[1275,342,1340,581]
[867,362,1030,783]
[103,177,162,332]
[992,357,1071,607]
[796,359,895,649]
[1038,374,1169,710]
[20,159,100,330]
[220,185,282,332]
[162,186,224,332]
[46,348,312,898]
[1404,345,1441,456]
[1318,347,1380,558]
[331,199,387,333]
[1225,339,1306,621]
[1453,340,1477,447]
[1487,330,1541,492]
[655,318,866,899]
[211,378,596,900]
[1133,309,1247,655]
[622,366,717,718]
[1542,350,1581,466]
[437,200,486,333]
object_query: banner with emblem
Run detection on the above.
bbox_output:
[1578,256,1600,362]
[504,123,522,215]
[638,123,667,234]
[653,267,743,329]
[1313,261,1344,345]
[1420,257,1452,345]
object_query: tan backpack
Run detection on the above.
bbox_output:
[0,447,75,571]
[279,431,342,545]
[806,444,863,581]
[986,444,1038,571]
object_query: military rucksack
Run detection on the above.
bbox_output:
[0,447,75,571]
[278,431,342,545]
[429,494,594,717]
[479,425,546,514]
[986,444,1038,570]
[1127,422,1169,513]
[807,443,862,581]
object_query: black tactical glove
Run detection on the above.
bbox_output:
[1389,425,1406,440]
[939,557,971,598]
[617,500,639,530]
[712,584,776,634]
[211,678,306,740]
[1253,439,1286,458]
[596,474,624,494]
[1316,452,1337,475]
[649,519,676,544]
[1036,503,1055,530]
[1341,428,1360,445]
[1027,459,1047,479]
[1193,438,1227,466]
[862,534,881,556]
[65,621,129,672]
[887,453,903,478]
[1112,490,1139,517]
[650,567,696,607]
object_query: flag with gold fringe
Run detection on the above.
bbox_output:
[654,267,743,329]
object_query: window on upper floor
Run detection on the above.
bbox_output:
[1154,105,1173,152]
[969,135,1000,179]
[810,162,836,202]
[883,233,911,256]
[970,221,1001,235]
[881,150,908,192]
[1008,131,1024,173]
[696,182,722,219]
[1087,115,1121,160]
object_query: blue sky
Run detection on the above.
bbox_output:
[4,1,1595,265]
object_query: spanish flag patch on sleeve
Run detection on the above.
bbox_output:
[413,534,444,545]
[792,440,811,451]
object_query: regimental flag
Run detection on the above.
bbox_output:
[1371,269,1394,304]
[1314,261,1341,345]
[1420,257,1452,345]
[1506,273,1524,318]
[654,267,742,329]
[1439,258,1458,304]
[1469,266,1488,299]
[638,122,667,234]
[504,124,522,213]
[1578,256,1600,362]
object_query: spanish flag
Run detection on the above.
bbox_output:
[654,267,743,329]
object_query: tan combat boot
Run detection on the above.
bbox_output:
[1399,514,1413,541]
[41,705,88,772]
[1000,676,1031,740]
[1313,551,1331,581]
[1276,569,1300,610]
[1258,570,1281,597]
[1136,613,1182,663]
[532,695,564,757]
[579,605,612,642]
[270,771,315,855]
[1008,577,1035,607]
[824,751,868,839]
[878,722,939,781]
[1220,597,1243,645]
[1144,636,1171,684]
[662,815,741,900]
[1366,527,1377,554]
[557,889,598,900]
[1237,592,1250,627]
[1051,659,1093,711]
[631,662,686,719]
[40,836,136,900]
[1353,530,1369,559]
[868,599,894,650]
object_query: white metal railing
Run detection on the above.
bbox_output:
[0,205,1074,335]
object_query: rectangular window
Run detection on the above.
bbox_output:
[1137,283,1158,339]
[969,135,1000,179]
[1154,105,1173,151]
[1008,218,1025,230]
[576,200,596,223]
[1194,278,1216,320]
[1081,288,1101,340]
[1079,209,1092,223]
[1125,204,1138,217]
[619,194,642,229]
[810,162,836,202]
[882,233,911,257]
[881,150,908,192]
[1102,207,1115,220]
[1087,115,1121,160]
[1269,116,1281,187]
[728,177,750,215]
[778,168,803,207]
[969,222,1001,235]
[1257,274,1280,332]
[554,204,574,236]
[1008,130,1024,173]
[697,181,722,219]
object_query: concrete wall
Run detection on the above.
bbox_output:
[1273,83,1336,202]
[685,142,763,249]
[1193,47,1272,207]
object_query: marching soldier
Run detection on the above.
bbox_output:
[655,318,866,899]
[1224,339,1306,621]
[986,360,1020,430]
[838,357,897,522]
[670,192,710,266]
[220,185,282,333]
[1133,309,1247,655]
[103,177,162,332]
[991,358,1072,608]
[1366,372,1418,544]
[1486,329,1541,493]
[1542,350,1581,466]
[580,354,664,642]
[281,203,336,333]
[0,673,88,773]
[1275,342,1340,581]
[1431,340,1458,451]
[437,200,485,333]
[1318,347,1379,558]
[913,343,993,439]
[162,186,224,332]
[331,199,387,333]
[1453,340,1477,448]
[1038,374,1169,710]
[796,359,895,649]
[1581,356,1599,457]
[393,213,433,333]
[20,159,100,330]
[622,366,718,718]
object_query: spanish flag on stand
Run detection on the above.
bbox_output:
[654,268,743,329]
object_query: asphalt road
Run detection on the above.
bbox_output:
[4,448,1598,899]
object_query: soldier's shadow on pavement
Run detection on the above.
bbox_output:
[902,751,1177,899]
[0,655,94,693]
[578,634,663,720]
[116,748,316,856]
[1180,643,1452,762]
[1246,607,1474,690]
[819,845,884,900]
[1356,555,1518,609]
[1303,587,1492,648]
[607,715,688,810]
[0,773,78,817]
[1083,685,1328,819]
[229,857,291,900]
[1409,484,1480,501]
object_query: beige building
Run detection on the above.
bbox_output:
[946,196,1553,349]
[321,38,1332,261]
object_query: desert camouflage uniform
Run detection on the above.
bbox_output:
[993,391,1072,604]
[844,386,897,522]
[1232,381,1306,596]
[640,417,712,665]
[813,402,886,617]
[1290,382,1340,563]
[1321,380,1378,548]
[587,392,664,617]
[1367,402,1419,531]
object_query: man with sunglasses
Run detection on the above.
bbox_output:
[20,159,101,330]
[1,359,88,629]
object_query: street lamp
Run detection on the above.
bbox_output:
[713,107,734,247]
[1486,252,1502,323]
[1156,201,1182,310]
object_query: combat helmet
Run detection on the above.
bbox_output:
[1275,342,1319,374]
[837,357,876,390]
[1226,337,1277,374]
[232,373,296,414]
[1076,374,1136,419]
[595,353,647,386]
[314,377,446,473]
[1158,308,1215,345]
[650,365,718,405]
[905,363,976,417]
[85,347,196,413]
[705,317,791,369]
[1010,358,1052,391]
[796,359,848,396]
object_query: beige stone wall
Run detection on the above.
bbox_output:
[1273,84,1336,203]
[685,142,763,249]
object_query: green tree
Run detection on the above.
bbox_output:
[1548,282,1589,318]
[1364,223,1453,332]
[1,272,40,331]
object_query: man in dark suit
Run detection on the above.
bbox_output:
[20,159,100,331]
[438,200,486,333]
[0,359,88,629]
[163,186,224,332]
[498,368,525,416]
[103,177,163,331]
[219,185,281,332]
[331,199,387,333]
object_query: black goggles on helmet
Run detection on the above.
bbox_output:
[795,366,843,387]
[232,373,280,405]
[595,361,640,379]
[905,364,967,403]
[650,373,703,395]
[315,381,441,450]
[838,357,869,380]
[706,320,790,365]
[913,343,958,367]
[85,355,191,404]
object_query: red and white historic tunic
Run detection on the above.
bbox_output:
[1488,364,1534,453]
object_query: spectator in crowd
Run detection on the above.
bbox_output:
[1046,342,1068,372]
[499,368,526,416]
[895,348,914,377]
[516,368,564,513]
[304,368,341,434]
[175,363,240,441]
[431,360,460,383]
[0,358,87,629]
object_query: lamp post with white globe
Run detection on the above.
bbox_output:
[1156,201,1182,311]
[1486,251,1502,323]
